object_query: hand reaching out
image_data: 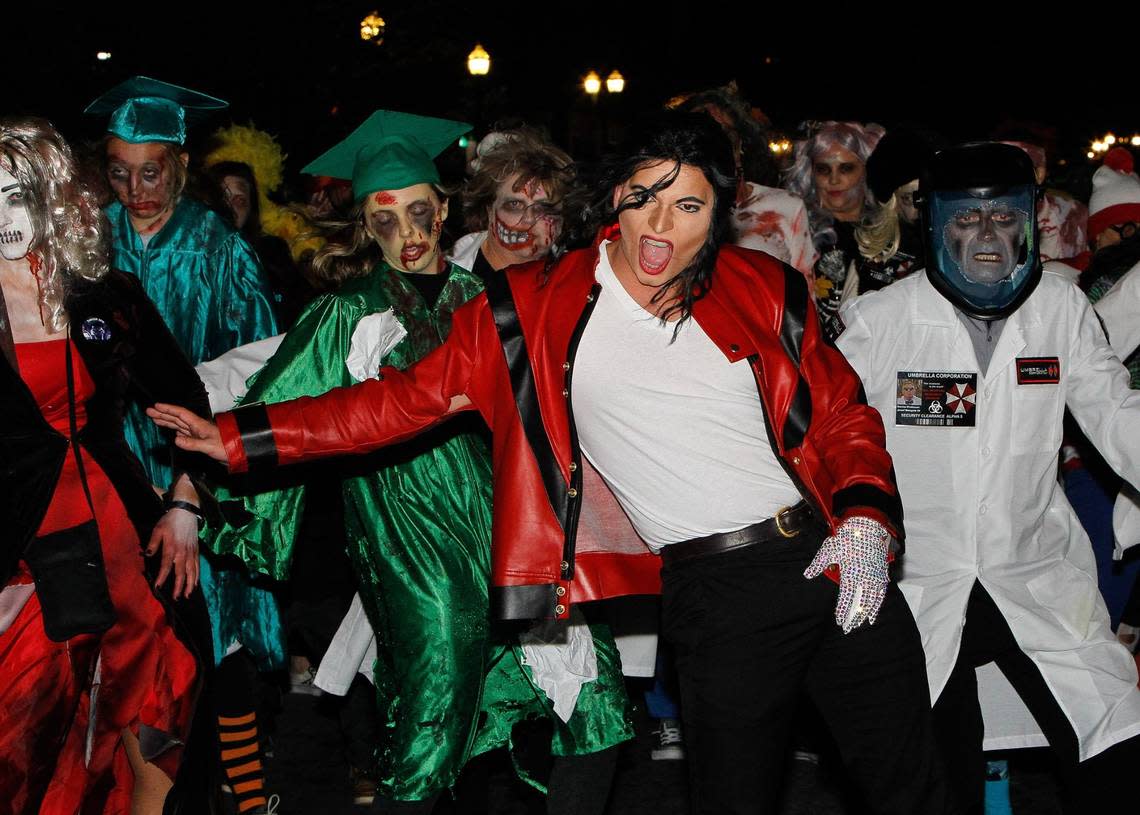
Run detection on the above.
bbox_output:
[147,403,226,463]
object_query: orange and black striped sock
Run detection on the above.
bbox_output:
[218,712,267,813]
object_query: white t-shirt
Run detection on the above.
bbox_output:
[571,241,801,551]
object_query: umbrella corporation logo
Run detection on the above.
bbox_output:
[895,371,977,427]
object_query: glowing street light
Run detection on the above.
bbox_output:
[96,51,112,61]
[467,43,490,76]
[583,71,602,96]
[605,70,625,94]
[359,12,385,45]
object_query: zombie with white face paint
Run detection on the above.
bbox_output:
[837,143,1140,811]
[449,127,574,278]
[194,110,633,811]
[0,117,214,814]
[152,112,950,815]
[0,166,33,261]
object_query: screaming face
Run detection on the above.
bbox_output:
[608,161,714,312]
[363,183,447,274]
[943,200,1028,285]
[0,166,34,261]
[485,173,561,266]
[106,137,183,234]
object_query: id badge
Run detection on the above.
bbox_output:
[895,371,978,427]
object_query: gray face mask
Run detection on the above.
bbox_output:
[927,184,1038,318]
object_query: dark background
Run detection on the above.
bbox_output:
[11,2,1135,194]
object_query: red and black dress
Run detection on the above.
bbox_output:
[0,271,215,814]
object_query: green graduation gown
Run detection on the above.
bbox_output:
[208,261,632,800]
[107,196,285,669]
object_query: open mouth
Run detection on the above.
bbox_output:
[972,252,1003,263]
[638,236,673,275]
[0,229,23,245]
[400,242,429,265]
[494,220,535,249]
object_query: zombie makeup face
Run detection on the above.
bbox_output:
[608,161,714,309]
[0,166,34,261]
[813,144,866,221]
[106,137,182,233]
[895,179,920,224]
[363,183,447,274]
[486,174,562,262]
[943,200,1029,284]
[222,175,253,231]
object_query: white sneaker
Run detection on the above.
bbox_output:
[650,718,685,761]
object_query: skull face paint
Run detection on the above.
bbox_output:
[943,200,1029,284]
[106,137,181,234]
[813,144,866,221]
[363,183,448,274]
[485,174,562,265]
[0,166,34,261]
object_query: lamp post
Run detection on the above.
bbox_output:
[359,12,386,45]
[467,44,491,76]
[583,70,602,97]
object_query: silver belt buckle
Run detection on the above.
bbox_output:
[774,505,800,538]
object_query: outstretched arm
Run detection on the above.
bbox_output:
[149,294,490,473]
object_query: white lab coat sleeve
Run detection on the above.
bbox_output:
[1065,285,1140,534]
[1093,258,1140,361]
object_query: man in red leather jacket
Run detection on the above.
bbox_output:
[154,113,947,814]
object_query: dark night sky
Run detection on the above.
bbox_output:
[12,2,1138,190]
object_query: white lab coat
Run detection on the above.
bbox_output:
[837,266,1140,760]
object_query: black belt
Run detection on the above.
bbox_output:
[661,502,816,566]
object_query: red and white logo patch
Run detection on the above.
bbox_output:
[945,381,976,415]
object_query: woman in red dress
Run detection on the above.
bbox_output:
[0,118,212,814]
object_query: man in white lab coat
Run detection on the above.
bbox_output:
[837,142,1140,812]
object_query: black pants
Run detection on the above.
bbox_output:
[661,527,948,815]
[933,580,1140,814]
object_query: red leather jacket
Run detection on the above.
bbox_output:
[218,241,903,620]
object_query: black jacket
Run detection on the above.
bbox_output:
[0,268,219,813]
[0,269,214,582]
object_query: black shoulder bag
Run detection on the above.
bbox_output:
[22,338,117,641]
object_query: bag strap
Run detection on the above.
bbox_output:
[64,334,97,518]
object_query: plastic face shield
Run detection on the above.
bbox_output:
[928,184,1037,317]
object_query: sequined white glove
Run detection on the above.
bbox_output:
[804,516,890,634]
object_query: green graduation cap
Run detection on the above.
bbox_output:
[85,76,228,145]
[301,110,470,202]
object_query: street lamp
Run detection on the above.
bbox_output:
[360,12,386,45]
[583,70,602,96]
[605,70,625,94]
[467,44,490,76]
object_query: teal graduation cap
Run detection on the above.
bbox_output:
[85,76,228,145]
[301,110,470,202]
